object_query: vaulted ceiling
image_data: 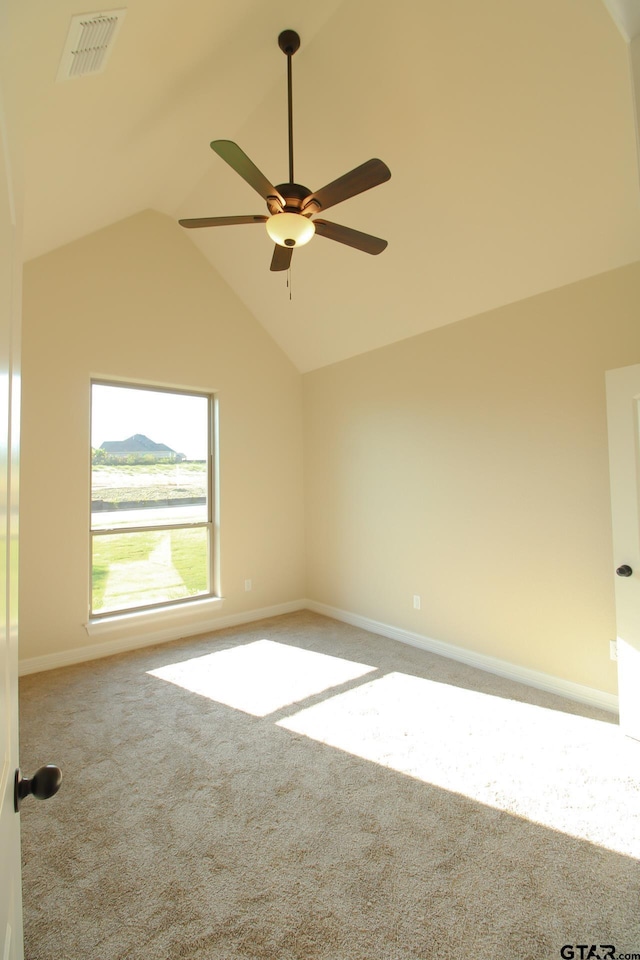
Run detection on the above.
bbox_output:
[8,0,640,371]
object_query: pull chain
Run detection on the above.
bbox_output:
[287,265,292,300]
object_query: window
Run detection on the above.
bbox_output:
[90,382,216,617]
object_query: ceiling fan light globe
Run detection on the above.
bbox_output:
[266,212,315,248]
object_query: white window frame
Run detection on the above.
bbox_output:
[89,380,219,620]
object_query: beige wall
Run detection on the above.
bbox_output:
[19,213,640,695]
[303,262,640,694]
[19,210,305,661]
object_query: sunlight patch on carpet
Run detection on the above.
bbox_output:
[147,639,376,716]
[278,672,640,858]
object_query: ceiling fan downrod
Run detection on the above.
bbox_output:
[278,30,300,186]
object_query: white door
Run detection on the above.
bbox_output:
[0,18,24,959]
[606,363,640,741]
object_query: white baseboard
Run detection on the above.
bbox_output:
[306,600,619,715]
[18,600,307,676]
[19,597,620,715]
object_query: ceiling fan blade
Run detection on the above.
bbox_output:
[302,159,391,215]
[270,244,293,272]
[211,140,284,208]
[179,215,268,229]
[313,219,388,255]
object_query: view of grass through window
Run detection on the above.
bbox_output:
[91,382,213,616]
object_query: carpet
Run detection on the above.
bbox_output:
[19,611,640,959]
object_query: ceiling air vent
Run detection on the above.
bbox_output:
[57,9,126,81]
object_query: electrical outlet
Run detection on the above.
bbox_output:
[609,639,618,661]
[413,595,421,610]
[244,579,252,592]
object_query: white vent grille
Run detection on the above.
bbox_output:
[57,9,126,81]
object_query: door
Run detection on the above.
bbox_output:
[0,14,24,957]
[606,363,640,741]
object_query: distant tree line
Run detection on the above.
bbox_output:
[91,449,185,466]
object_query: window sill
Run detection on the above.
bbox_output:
[85,595,225,638]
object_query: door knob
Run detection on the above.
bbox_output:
[14,765,62,812]
[616,564,633,578]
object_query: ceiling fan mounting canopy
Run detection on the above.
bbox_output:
[178,29,391,271]
[278,29,300,56]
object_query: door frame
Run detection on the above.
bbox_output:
[606,363,640,740]
[0,0,24,952]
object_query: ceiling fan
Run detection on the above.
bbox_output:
[179,29,391,272]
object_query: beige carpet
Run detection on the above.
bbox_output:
[19,611,640,960]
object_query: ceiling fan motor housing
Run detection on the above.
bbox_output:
[267,183,314,215]
[267,183,316,247]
